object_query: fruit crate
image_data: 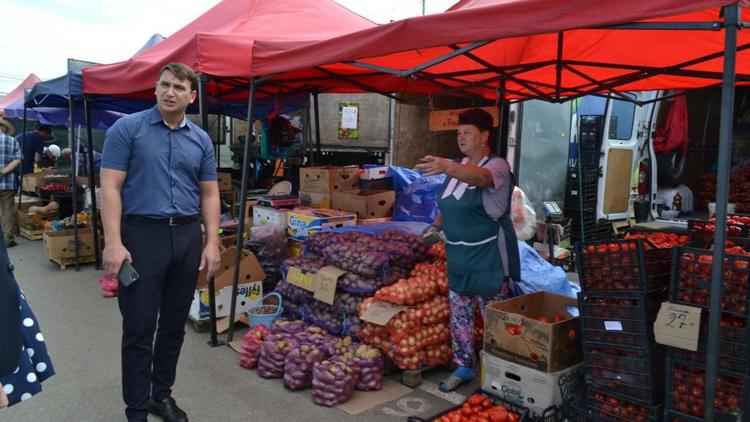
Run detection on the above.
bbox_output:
[584,345,666,404]
[566,166,601,182]
[580,315,656,349]
[664,355,749,421]
[587,388,663,421]
[669,246,750,316]
[687,218,749,248]
[579,289,667,320]
[668,312,750,376]
[406,388,530,422]
[575,149,604,168]
[576,239,674,293]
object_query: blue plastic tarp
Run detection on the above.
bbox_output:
[517,241,579,298]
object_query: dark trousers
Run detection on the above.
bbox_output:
[118,219,202,420]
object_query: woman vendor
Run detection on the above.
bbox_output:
[416,108,520,392]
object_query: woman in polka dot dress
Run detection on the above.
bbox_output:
[0,237,54,408]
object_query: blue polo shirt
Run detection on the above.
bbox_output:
[101,106,217,218]
[15,132,44,174]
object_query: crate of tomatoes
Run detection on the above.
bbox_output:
[587,388,662,421]
[688,215,750,248]
[665,356,747,421]
[407,391,527,422]
[577,236,689,293]
[670,244,750,313]
[584,341,666,404]
[668,313,749,376]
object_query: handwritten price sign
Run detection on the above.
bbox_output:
[654,302,702,351]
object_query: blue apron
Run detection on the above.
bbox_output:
[438,157,521,297]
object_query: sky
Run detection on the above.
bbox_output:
[0,0,457,96]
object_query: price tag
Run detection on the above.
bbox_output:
[654,302,702,351]
[286,266,316,292]
[604,321,623,331]
[314,266,345,305]
[361,301,407,326]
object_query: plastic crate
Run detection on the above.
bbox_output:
[577,239,674,293]
[584,343,666,404]
[580,315,656,349]
[587,388,662,421]
[567,166,601,182]
[579,289,667,320]
[687,219,749,248]
[668,313,750,376]
[406,388,530,422]
[664,355,749,421]
[669,246,750,316]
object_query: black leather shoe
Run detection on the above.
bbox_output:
[149,397,188,422]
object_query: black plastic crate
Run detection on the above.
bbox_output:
[668,313,750,376]
[587,388,662,421]
[406,388,530,421]
[577,239,674,293]
[669,246,750,316]
[567,166,601,182]
[579,289,667,320]
[574,149,604,168]
[664,355,750,421]
[687,219,749,248]
[579,115,605,150]
[580,315,656,349]
[584,343,666,404]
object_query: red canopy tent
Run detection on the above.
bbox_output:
[233,4,747,419]
[0,74,41,117]
[249,0,749,102]
[82,0,375,100]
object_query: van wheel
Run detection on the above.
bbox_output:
[657,150,686,187]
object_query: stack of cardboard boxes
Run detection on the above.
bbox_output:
[481,291,585,417]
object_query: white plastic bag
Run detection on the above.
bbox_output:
[511,187,537,241]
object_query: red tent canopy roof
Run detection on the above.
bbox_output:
[249,0,748,101]
[82,0,375,98]
[0,74,41,117]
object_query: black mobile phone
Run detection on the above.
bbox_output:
[118,261,140,287]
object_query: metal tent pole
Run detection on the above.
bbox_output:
[83,99,102,270]
[704,4,739,421]
[69,96,80,271]
[18,105,27,203]
[198,75,223,347]
[227,78,257,344]
[313,92,322,159]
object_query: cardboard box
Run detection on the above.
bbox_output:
[331,189,395,219]
[188,281,263,321]
[298,191,331,209]
[218,172,233,191]
[484,291,583,372]
[287,238,305,257]
[18,211,57,231]
[196,248,266,291]
[253,206,288,226]
[480,351,585,417]
[358,217,392,225]
[21,170,56,192]
[360,166,390,180]
[299,166,360,194]
[286,207,357,238]
[42,227,95,260]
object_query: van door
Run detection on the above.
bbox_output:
[597,92,658,220]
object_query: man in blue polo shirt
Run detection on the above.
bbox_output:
[15,124,53,175]
[101,63,221,422]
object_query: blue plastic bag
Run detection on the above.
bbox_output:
[517,241,578,298]
[388,166,422,196]
[392,174,446,224]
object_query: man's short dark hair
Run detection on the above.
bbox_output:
[36,124,52,134]
[458,108,493,134]
[158,63,199,92]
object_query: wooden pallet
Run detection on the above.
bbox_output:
[187,314,210,333]
[20,227,44,241]
[49,255,96,270]
[385,359,454,388]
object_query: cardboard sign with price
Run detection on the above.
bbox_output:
[314,266,346,305]
[653,302,702,351]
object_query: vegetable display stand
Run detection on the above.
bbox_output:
[20,227,43,241]
[406,389,528,422]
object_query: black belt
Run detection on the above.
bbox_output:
[125,214,200,226]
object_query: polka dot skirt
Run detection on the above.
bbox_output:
[1,291,54,407]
